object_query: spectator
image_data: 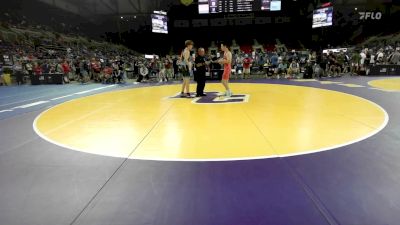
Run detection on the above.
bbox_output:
[278,54,283,64]
[157,58,167,83]
[80,60,90,83]
[117,58,125,78]
[0,65,6,86]
[133,59,140,75]
[91,58,101,82]
[369,50,376,66]
[62,60,71,83]
[336,51,345,74]
[112,60,119,79]
[359,50,367,75]
[287,60,300,78]
[315,52,325,78]
[56,61,63,74]
[351,50,361,75]
[137,62,149,83]
[314,63,325,79]
[14,61,24,85]
[48,61,55,74]
[74,59,81,79]
[376,49,384,64]
[42,61,51,74]
[258,55,265,72]
[389,48,400,65]
[235,54,244,78]
[102,64,113,84]
[343,51,350,74]
[364,49,371,75]
[304,61,314,79]
[243,54,252,79]
[291,50,298,62]
[275,60,286,79]
[164,56,174,80]
[150,56,159,79]
[328,52,339,77]
[25,61,33,76]
[231,54,237,72]
[173,56,179,79]
[309,51,317,65]
[33,62,42,76]
[271,53,279,69]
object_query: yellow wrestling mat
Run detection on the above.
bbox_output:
[368,78,400,92]
[34,83,388,161]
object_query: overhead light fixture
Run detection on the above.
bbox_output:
[153,10,167,15]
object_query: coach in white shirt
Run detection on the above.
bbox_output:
[377,49,384,64]
[360,50,367,66]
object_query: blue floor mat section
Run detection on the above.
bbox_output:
[0,84,122,120]
[72,160,330,225]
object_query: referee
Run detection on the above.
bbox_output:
[194,48,208,97]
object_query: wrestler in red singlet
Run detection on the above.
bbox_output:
[219,43,232,97]
[222,51,232,80]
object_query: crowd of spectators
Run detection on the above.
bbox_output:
[2,42,400,87]
[1,17,400,87]
[224,42,400,79]
[0,40,141,85]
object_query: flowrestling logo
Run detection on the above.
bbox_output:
[169,92,250,104]
[359,12,382,20]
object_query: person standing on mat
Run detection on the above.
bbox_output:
[14,61,24,86]
[195,48,208,97]
[218,42,233,97]
[179,40,193,98]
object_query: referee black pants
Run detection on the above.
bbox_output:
[196,73,206,95]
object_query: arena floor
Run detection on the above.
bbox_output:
[1,76,400,225]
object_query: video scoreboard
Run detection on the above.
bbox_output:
[198,0,281,14]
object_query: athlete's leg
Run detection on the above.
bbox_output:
[181,76,187,96]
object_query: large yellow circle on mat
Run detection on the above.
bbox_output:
[368,78,400,92]
[34,83,387,161]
